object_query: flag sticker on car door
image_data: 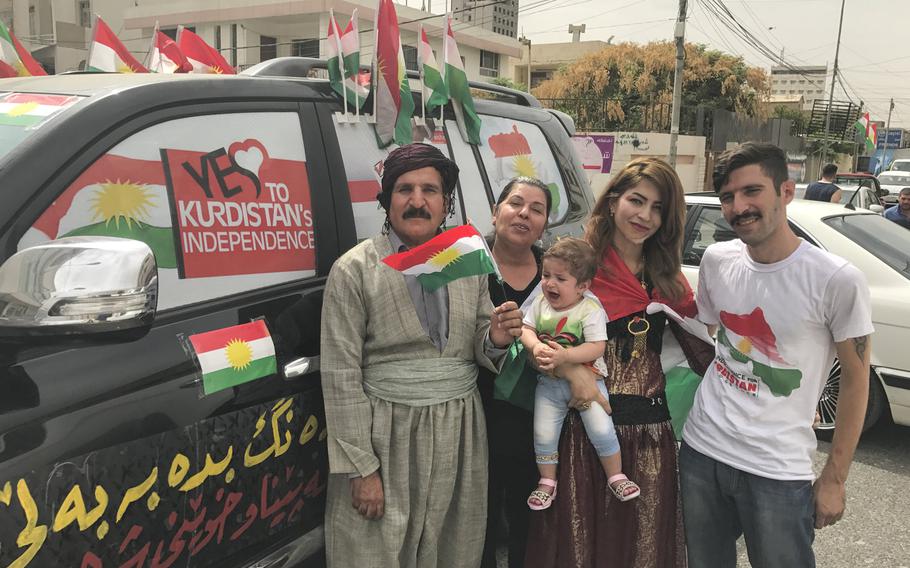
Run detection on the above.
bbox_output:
[188,320,277,395]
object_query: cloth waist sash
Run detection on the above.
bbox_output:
[362,358,478,407]
[610,392,671,426]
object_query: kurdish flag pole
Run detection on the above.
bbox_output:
[188,320,277,395]
[382,224,498,291]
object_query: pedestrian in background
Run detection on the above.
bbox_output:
[320,143,524,568]
[884,187,910,229]
[805,163,842,203]
[681,142,873,568]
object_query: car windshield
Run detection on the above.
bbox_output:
[878,173,910,185]
[823,214,910,280]
[891,162,910,173]
[0,92,81,161]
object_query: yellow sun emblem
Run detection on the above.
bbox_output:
[512,155,537,178]
[90,180,155,229]
[116,61,136,74]
[428,246,461,269]
[736,337,753,354]
[7,101,39,117]
[224,339,254,370]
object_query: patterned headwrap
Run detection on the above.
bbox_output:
[377,143,460,212]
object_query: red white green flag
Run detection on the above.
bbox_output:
[854,112,877,153]
[146,22,191,73]
[444,14,481,145]
[341,10,369,110]
[419,25,448,113]
[382,225,498,291]
[373,0,414,147]
[327,11,347,104]
[189,320,277,395]
[0,20,46,77]
[87,15,149,73]
[177,27,235,74]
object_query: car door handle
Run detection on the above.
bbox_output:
[283,356,319,379]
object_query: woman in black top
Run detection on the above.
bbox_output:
[479,177,552,568]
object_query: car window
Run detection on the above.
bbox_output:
[683,206,735,266]
[19,111,318,310]
[0,92,81,161]
[332,117,464,241]
[878,173,910,185]
[476,115,570,225]
[823,214,910,280]
[890,161,910,173]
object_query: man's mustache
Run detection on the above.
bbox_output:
[403,207,432,220]
[731,212,761,226]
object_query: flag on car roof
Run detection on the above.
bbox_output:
[419,24,448,113]
[326,10,347,105]
[177,27,235,74]
[189,320,277,395]
[443,14,481,145]
[854,112,877,153]
[373,0,414,147]
[382,224,498,291]
[87,15,149,73]
[146,22,191,73]
[341,10,369,110]
[0,20,46,77]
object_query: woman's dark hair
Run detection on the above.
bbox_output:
[713,142,789,195]
[585,157,686,301]
[495,176,553,219]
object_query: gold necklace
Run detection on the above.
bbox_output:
[627,260,649,359]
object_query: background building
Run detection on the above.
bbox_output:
[770,65,828,111]
[451,0,517,38]
[0,0,521,81]
[507,39,609,89]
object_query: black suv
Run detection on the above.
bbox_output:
[0,59,592,568]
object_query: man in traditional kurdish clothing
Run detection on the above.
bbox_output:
[321,143,524,567]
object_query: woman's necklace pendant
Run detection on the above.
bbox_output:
[627,316,650,359]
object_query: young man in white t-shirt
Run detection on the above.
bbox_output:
[680,142,874,568]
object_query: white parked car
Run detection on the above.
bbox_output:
[876,171,910,206]
[683,195,910,431]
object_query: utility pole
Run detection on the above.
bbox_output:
[668,0,687,168]
[520,36,532,93]
[883,97,895,170]
[820,0,846,168]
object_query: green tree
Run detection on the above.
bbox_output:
[534,41,769,132]
[772,105,809,134]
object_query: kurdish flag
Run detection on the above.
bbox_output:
[22,153,177,268]
[87,15,149,73]
[718,307,803,397]
[189,320,277,395]
[373,0,413,147]
[0,93,79,128]
[146,23,191,73]
[178,27,235,74]
[327,11,347,104]
[341,10,369,110]
[0,20,47,77]
[854,112,877,153]
[444,14,481,145]
[419,25,448,113]
[382,224,498,291]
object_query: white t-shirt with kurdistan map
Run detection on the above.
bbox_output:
[684,239,874,480]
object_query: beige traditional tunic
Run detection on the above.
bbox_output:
[321,235,501,568]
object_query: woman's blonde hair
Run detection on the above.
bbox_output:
[584,157,686,301]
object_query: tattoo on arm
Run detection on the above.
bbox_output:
[852,336,869,362]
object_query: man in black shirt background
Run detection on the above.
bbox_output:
[805,163,842,203]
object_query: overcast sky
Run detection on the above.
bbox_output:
[469,0,906,127]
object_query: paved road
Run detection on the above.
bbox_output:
[497,421,910,567]
[736,420,910,567]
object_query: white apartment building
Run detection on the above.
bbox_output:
[451,0,517,39]
[770,65,828,111]
[1,0,521,81]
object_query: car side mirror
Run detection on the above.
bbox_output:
[870,204,884,214]
[0,237,158,337]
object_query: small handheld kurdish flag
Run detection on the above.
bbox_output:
[382,224,498,291]
[188,320,277,395]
